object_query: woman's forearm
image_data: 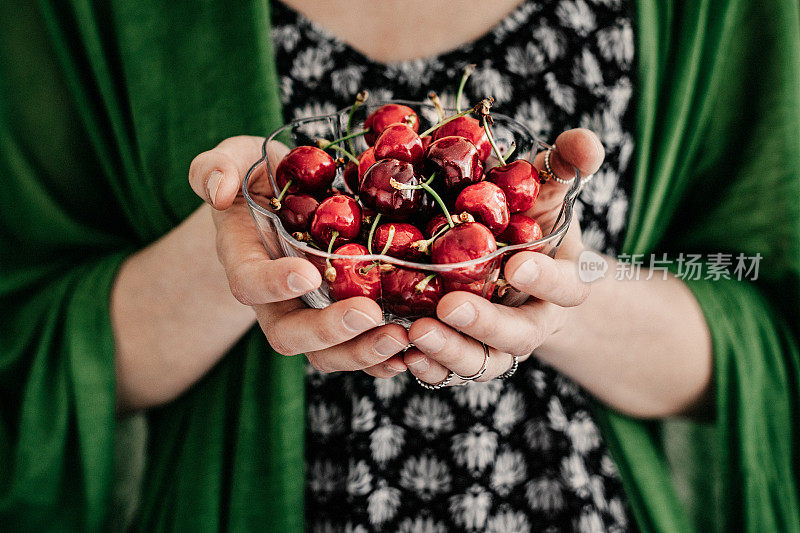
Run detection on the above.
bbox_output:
[111,204,256,412]
[538,255,713,419]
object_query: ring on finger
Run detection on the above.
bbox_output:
[416,371,455,390]
[545,145,576,186]
[498,355,520,379]
[454,343,490,382]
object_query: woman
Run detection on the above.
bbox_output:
[1,1,798,532]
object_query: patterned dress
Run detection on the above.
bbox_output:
[271,1,637,531]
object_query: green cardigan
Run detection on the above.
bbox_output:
[1,1,798,531]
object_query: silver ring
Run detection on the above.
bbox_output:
[454,343,490,381]
[581,173,595,185]
[545,146,576,186]
[498,355,519,379]
[416,371,455,390]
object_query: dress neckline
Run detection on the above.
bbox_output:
[271,0,540,67]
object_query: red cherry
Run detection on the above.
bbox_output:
[382,268,443,317]
[358,147,377,183]
[342,161,359,194]
[425,214,450,237]
[498,214,543,246]
[455,182,510,236]
[421,135,433,152]
[372,222,424,261]
[431,222,498,283]
[374,124,424,166]
[486,160,541,213]
[310,194,362,248]
[359,159,422,219]
[431,116,491,161]
[442,278,496,299]
[327,243,381,301]
[364,104,419,145]
[275,146,336,195]
[279,194,319,232]
[424,136,484,192]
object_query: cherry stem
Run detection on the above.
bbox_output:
[411,224,451,254]
[270,180,293,209]
[318,129,368,149]
[482,115,506,166]
[455,64,476,113]
[362,223,394,275]
[317,142,359,164]
[346,90,369,153]
[415,274,437,293]
[324,230,339,281]
[367,213,382,254]
[496,242,509,247]
[389,173,454,228]
[378,225,395,256]
[326,231,339,254]
[428,91,445,121]
[505,142,517,160]
[418,106,474,138]
[418,177,454,229]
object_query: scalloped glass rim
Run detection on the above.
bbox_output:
[242,101,581,270]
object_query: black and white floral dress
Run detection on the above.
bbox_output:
[271,1,637,531]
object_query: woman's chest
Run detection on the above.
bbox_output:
[276,0,526,64]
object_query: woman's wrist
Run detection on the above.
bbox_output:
[532,251,713,418]
[113,203,256,412]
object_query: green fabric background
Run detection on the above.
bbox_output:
[1,1,798,531]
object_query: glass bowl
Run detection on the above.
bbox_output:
[243,100,581,326]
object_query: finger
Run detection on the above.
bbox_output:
[407,318,513,381]
[188,135,267,209]
[536,128,605,180]
[362,354,408,378]
[305,323,409,373]
[403,347,464,386]
[505,251,590,307]
[434,291,554,356]
[525,129,603,223]
[215,211,321,305]
[259,296,384,356]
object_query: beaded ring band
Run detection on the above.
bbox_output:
[415,371,455,390]
[498,355,519,379]
[545,145,576,186]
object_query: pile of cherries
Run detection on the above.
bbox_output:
[270,73,548,318]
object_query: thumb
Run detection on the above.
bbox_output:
[188,135,268,209]
[504,251,590,307]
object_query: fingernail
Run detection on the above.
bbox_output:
[374,335,405,357]
[206,170,224,207]
[511,258,540,285]
[406,356,430,371]
[442,302,477,328]
[343,309,378,332]
[287,271,315,294]
[384,362,405,373]
[412,328,446,353]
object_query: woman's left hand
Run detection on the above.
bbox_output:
[404,128,604,386]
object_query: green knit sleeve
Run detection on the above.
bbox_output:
[597,1,800,532]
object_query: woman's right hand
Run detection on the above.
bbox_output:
[188,135,410,377]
